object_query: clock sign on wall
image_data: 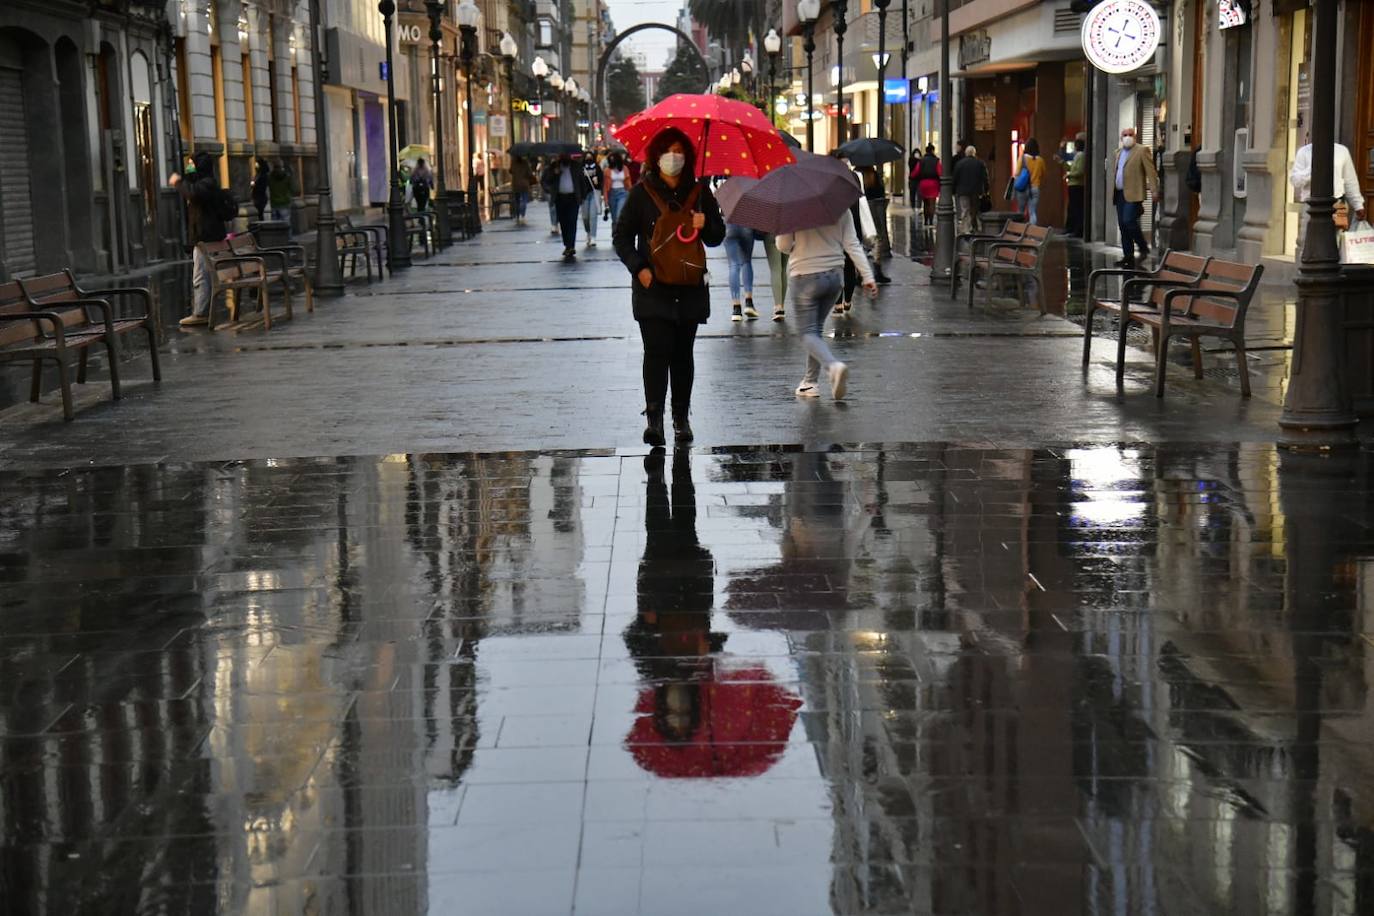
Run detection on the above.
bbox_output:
[1081,0,1162,74]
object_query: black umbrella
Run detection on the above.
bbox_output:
[715,151,861,235]
[508,140,582,158]
[837,137,904,167]
[779,131,802,150]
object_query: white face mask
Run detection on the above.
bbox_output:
[1121,135,1136,148]
[658,152,686,177]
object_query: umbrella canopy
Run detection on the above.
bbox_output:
[396,143,432,162]
[836,137,905,168]
[715,152,861,235]
[611,94,795,178]
[508,140,581,158]
[625,663,802,779]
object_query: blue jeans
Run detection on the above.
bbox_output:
[548,195,557,229]
[787,268,844,384]
[581,193,599,240]
[608,188,628,223]
[515,190,529,219]
[1114,189,1148,263]
[724,225,755,300]
[1016,186,1040,225]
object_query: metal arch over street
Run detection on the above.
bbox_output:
[596,23,711,129]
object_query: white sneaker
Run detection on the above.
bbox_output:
[828,362,849,400]
[585,239,597,248]
[795,382,819,398]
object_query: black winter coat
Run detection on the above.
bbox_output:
[540,160,593,201]
[612,173,726,325]
[181,173,227,245]
[951,156,989,197]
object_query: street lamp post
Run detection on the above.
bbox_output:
[565,78,579,144]
[902,0,911,178]
[1279,0,1357,446]
[424,0,451,249]
[832,0,847,145]
[764,29,781,126]
[500,31,518,152]
[456,0,481,235]
[931,0,955,283]
[549,72,564,141]
[798,0,819,153]
[741,52,754,102]
[875,0,890,141]
[307,0,343,296]
[378,0,411,270]
[532,55,548,143]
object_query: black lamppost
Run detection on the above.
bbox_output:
[832,0,847,145]
[902,0,911,177]
[798,0,819,153]
[500,31,518,150]
[875,0,890,141]
[764,28,781,125]
[424,0,451,249]
[457,0,481,234]
[549,72,564,141]
[378,0,411,269]
[308,0,343,296]
[1279,0,1357,446]
[931,0,955,283]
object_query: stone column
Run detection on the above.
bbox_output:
[273,26,297,145]
[185,2,217,143]
[1236,11,1283,264]
[247,6,274,148]
[1191,8,1224,254]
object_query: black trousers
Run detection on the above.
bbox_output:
[638,318,699,417]
[1065,185,1084,236]
[841,256,859,303]
[555,194,580,250]
[1114,188,1149,265]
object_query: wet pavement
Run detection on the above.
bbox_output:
[3,210,1370,915]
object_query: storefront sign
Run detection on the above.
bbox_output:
[883,79,909,104]
[1081,0,1161,74]
[488,114,507,138]
[959,30,991,69]
[1217,0,1248,29]
[397,22,425,44]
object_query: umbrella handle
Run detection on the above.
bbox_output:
[675,225,700,244]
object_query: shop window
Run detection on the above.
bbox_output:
[974,93,996,132]
[537,19,554,49]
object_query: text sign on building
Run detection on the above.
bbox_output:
[489,114,507,138]
[959,30,991,70]
[1081,0,1161,74]
[397,23,425,44]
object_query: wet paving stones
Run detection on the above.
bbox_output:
[3,443,1374,914]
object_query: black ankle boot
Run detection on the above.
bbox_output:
[643,406,665,447]
[672,414,693,444]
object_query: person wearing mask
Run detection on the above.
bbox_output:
[1109,127,1158,269]
[603,151,634,224]
[169,151,228,327]
[409,158,433,212]
[1064,132,1087,238]
[859,166,893,283]
[1289,136,1367,252]
[268,160,293,225]
[580,151,604,249]
[509,154,533,226]
[951,145,989,236]
[612,128,726,445]
[251,157,270,222]
[777,197,878,401]
[541,152,593,259]
[1016,138,1045,225]
[916,144,942,228]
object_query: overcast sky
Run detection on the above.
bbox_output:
[605,0,684,71]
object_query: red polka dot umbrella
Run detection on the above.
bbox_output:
[611,94,796,179]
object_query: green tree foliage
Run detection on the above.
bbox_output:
[687,0,760,61]
[607,56,647,123]
[655,46,709,103]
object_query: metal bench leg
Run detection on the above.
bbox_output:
[1154,332,1170,397]
[1190,339,1204,378]
[77,348,89,384]
[1115,315,1130,384]
[1234,340,1251,397]
[54,354,74,421]
[261,283,272,331]
[1082,303,1096,365]
[145,321,163,382]
[103,335,123,400]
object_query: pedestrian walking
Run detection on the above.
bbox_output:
[603,152,634,224]
[410,158,433,212]
[777,207,877,400]
[724,223,759,321]
[612,127,726,446]
[915,144,941,227]
[509,155,533,225]
[1109,127,1158,269]
[268,160,293,226]
[472,151,486,201]
[1014,139,1044,225]
[580,151,603,249]
[829,152,878,317]
[251,157,270,222]
[859,166,893,277]
[951,145,988,235]
[542,153,594,259]
[1064,132,1087,237]
[169,151,229,328]
[907,151,920,208]
[1289,135,1366,255]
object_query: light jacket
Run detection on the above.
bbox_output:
[1289,142,1366,211]
[1107,144,1158,204]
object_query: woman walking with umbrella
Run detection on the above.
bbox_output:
[612,127,726,446]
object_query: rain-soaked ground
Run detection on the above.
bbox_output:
[1,208,1369,915]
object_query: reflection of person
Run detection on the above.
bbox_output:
[1108,127,1158,270]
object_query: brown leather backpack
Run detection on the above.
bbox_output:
[644,182,707,286]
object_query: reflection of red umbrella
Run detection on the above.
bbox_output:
[625,664,802,778]
[611,95,796,178]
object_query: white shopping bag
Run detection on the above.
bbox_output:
[1341,221,1374,265]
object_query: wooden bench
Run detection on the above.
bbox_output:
[490,185,517,220]
[0,273,160,420]
[970,224,1055,313]
[1084,250,1211,380]
[951,220,1027,304]
[335,227,377,282]
[228,234,314,315]
[406,213,432,258]
[197,240,286,330]
[338,215,388,278]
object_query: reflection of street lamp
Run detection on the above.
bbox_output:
[764,29,781,123]
[308,0,343,296]
[797,0,819,152]
[424,0,451,249]
[875,0,890,140]
[500,30,518,150]
[379,0,411,270]
[532,55,548,142]
[832,0,847,146]
[456,0,481,234]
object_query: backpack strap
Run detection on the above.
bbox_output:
[682,183,703,212]
[642,181,671,215]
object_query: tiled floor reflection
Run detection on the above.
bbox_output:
[4,444,1374,915]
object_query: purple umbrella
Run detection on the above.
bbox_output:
[715,151,861,236]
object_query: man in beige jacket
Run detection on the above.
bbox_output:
[1109,127,1158,269]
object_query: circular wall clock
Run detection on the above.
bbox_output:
[1081,0,1161,75]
